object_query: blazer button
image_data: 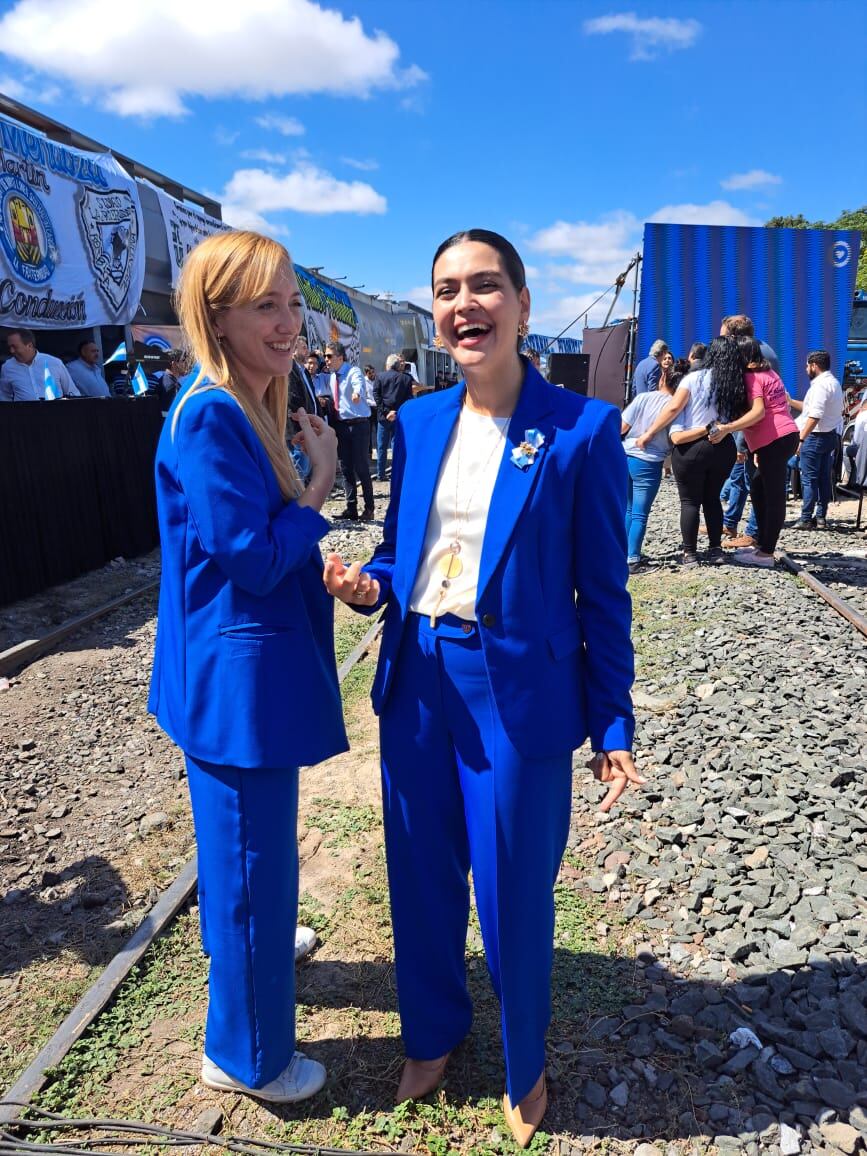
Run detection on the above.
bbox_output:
[481,613,496,628]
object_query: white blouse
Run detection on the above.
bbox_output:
[409,407,511,621]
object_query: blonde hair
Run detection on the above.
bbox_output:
[173,230,302,501]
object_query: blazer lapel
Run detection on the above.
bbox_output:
[395,386,464,601]
[477,367,555,602]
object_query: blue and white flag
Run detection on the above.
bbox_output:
[43,365,62,400]
[132,363,150,396]
[104,341,127,365]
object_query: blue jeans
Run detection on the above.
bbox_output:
[625,456,663,562]
[376,419,395,480]
[721,456,758,537]
[800,430,837,519]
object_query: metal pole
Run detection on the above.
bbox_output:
[624,252,642,403]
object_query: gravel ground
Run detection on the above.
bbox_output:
[2,470,865,1155]
[557,480,866,1155]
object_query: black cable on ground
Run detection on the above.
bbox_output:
[0,1103,388,1156]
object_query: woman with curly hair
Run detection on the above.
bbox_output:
[636,336,747,566]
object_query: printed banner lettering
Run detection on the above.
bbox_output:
[149,183,229,286]
[0,115,146,329]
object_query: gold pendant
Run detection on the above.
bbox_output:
[437,553,463,579]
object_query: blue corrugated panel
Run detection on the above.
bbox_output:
[637,224,861,398]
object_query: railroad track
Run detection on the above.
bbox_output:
[0,581,160,679]
[0,608,384,1127]
[2,535,866,1135]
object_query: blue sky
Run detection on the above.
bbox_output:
[1,0,865,336]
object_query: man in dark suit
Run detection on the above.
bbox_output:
[287,339,322,482]
[374,354,415,480]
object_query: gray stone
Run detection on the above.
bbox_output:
[581,1080,606,1110]
[138,811,170,836]
[819,1122,860,1155]
[609,1080,630,1108]
[779,1121,802,1155]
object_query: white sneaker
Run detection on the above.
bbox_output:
[294,925,317,962]
[201,1052,326,1102]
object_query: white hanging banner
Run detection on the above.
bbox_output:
[0,116,146,328]
[149,183,230,286]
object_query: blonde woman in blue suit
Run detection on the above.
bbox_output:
[149,231,348,1104]
[325,230,642,1146]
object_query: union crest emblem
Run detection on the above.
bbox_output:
[0,175,57,285]
[78,187,140,313]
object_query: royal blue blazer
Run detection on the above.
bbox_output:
[363,364,635,759]
[148,386,348,770]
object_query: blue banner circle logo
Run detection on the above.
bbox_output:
[0,175,57,285]
[831,240,851,268]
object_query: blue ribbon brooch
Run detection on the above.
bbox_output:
[511,428,545,470]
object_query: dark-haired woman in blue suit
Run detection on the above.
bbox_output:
[325,229,641,1147]
[149,231,347,1105]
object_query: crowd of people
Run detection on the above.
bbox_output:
[285,340,417,519]
[0,325,186,404]
[148,226,640,1147]
[624,316,848,572]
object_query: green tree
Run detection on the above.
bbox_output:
[765,206,867,291]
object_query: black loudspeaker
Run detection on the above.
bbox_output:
[547,353,589,394]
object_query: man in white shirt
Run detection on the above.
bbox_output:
[0,328,80,401]
[326,341,374,521]
[794,350,843,529]
[66,339,111,398]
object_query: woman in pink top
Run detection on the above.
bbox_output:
[709,337,798,567]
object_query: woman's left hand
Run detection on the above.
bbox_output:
[323,552,381,607]
[708,423,728,444]
[588,750,646,812]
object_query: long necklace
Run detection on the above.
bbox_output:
[429,403,512,626]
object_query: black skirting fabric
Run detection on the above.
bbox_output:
[0,397,163,606]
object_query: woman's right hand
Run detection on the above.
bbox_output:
[292,409,337,480]
[323,552,381,607]
[634,433,650,450]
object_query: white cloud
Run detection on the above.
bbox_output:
[0,0,426,118]
[241,148,288,164]
[0,71,59,104]
[214,126,240,147]
[341,156,380,172]
[648,200,761,227]
[528,211,640,287]
[721,169,783,191]
[401,285,433,308]
[220,164,387,217]
[254,114,305,137]
[220,204,288,237]
[534,291,615,333]
[583,11,701,60]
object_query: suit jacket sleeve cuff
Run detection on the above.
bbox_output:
[592,716,635,753]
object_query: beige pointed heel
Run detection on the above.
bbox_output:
[503,1073,547,1149]
[395,1053,450,1103]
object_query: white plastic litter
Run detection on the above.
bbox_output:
[729,1027,763,1050]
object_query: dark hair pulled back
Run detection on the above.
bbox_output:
[431,229,526,293]
[703,336,748,422]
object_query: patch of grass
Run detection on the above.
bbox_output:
[36,911,205,1118]
[307,797,379,848]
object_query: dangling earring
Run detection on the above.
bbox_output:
[518,320,530,341]
[433,332,444,349]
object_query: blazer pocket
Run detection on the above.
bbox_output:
[546,622,582,661]
[219,622,293,641]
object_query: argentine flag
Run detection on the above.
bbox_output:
[132,363,150,397]
[43,365,62,401]
[104,341,127,365]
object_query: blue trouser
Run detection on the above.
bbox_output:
[379,614,572,1106]
[377,419,395,480]
[625,456,663,562]
[185,755,299,1089]
[800,430,837,519]
[721,455,757,537]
